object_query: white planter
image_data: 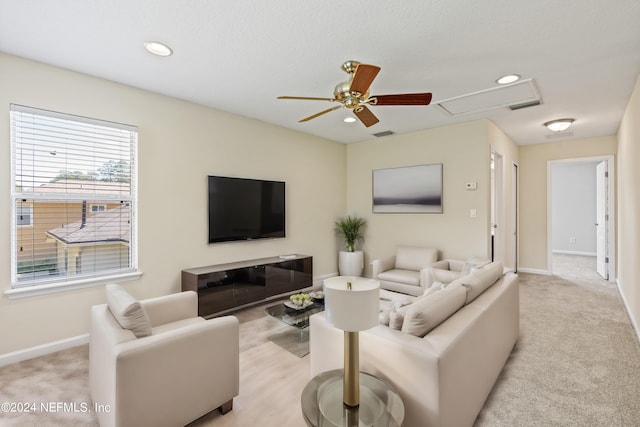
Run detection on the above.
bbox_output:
[338,250,364,276]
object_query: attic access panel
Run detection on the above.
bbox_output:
[436,79,541,116]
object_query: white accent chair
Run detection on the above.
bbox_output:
[371,246,439,296]
[89,288,239,427]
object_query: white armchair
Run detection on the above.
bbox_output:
[89,286,239,427]
[371,246,438,296]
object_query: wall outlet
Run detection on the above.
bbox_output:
[569,237,576,244]
[465,182,477,190]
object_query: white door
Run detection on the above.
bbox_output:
[490,151,504,264]
[596,161,608,279]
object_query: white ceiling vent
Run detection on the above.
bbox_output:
[545,131,574,140]
[435,79,541,116]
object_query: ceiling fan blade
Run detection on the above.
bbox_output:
[298,105,342,122]
[353,105,379,127]
[349,64,381,96]
[370,93,433,106]
[278,96,336,101]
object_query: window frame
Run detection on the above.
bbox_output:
[6,105,141,299]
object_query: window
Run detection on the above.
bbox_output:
[90,204,107,213]
[16,202,33,226]
[10,104,138,292]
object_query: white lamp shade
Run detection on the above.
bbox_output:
[323,276,380,332]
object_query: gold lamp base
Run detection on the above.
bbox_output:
[343,331,359,407]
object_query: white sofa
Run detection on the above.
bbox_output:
[371,246,439,296]
[310,262,519,427]
[89,286,240,427]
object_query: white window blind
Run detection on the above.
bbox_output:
[10,104,138,289]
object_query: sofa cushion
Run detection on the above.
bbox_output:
[401,284,467,337]
[458,261,503,304]
[105,284,152,338]
[395,246,438,271]
[378,269,420,286]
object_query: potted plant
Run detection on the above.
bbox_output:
[335,215,366,276]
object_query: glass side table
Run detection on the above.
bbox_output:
[301,369,405,427]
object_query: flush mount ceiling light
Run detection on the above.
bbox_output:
[143,41,173,57]
[343,117,357,123]
[496,74,521,85]
[544,118,575,132]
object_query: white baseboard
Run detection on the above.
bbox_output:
[551,250,597,257]
[616,279,640,344]
[0,334,89,368]
[517,267,551,275]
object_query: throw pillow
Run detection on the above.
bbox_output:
[379,308,392,325]
[389,309,405,330]
[105,284,152,338]
[388,301,412,330]
[401,284,467,337]
[459,261,503,304]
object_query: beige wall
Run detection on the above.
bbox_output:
[0,53,346,354]
[616,74,640,333]
[518,136,617,272]
[346,120,497,275]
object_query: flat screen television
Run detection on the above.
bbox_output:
[208,175,285,243]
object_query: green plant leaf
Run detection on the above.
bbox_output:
[335,215,366,252]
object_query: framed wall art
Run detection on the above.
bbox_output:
[372,163,443,213]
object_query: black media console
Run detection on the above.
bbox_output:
[181,254,313,317]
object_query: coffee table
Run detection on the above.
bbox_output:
[264,300,324,329]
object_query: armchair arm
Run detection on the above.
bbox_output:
[140,291,198,327]
[112,316,239,427]
[371,256,395,278]
[430,260,451,270]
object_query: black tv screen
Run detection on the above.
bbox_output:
[208,176,285,243]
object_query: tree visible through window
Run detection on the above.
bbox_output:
[10,104,138,288]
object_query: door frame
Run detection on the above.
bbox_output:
[490,151,505,264]
[546,155,615,281]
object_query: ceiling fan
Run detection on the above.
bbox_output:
[277,60,432,127]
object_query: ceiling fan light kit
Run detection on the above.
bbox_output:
[544,118,575,132]
[277,60,432,127]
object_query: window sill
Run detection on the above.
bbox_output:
[4,271,143,299]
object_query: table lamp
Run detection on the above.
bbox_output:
[323,276,380,407]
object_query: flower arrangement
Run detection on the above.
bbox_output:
[289,293,311,306]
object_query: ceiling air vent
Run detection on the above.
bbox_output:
[372,130,395,138]
[509,100,541,110]
[545,131,574,140]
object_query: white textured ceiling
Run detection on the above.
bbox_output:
[1,0,639,145]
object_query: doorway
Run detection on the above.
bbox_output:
[490,151,504,265]
[547,156,615,282]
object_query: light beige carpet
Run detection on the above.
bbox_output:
[1,270,639,426]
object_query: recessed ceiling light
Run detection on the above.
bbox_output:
[496,74,521,85]
[544,118,575,132]
[144,41,173,57]
[343,117,357,123]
